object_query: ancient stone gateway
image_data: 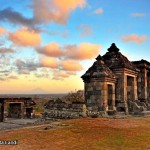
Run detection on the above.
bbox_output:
[81,43,150,115]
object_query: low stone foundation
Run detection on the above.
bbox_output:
[43,101,87,119]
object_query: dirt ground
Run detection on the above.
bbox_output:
[0,117,150,150]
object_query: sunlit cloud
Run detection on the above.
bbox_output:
[65,43,101,60]
[9,27,41,47]
[93,8,103,14]
[32,0,87,25]
[0,26,6,35]
[131,13,146,17]
[36,42,100,60]
[40,57,59,68]
[8,75,19,80]
[122,34,148,44]
[77,24,93,38]
[36,42,64,57]
[52,69,70,80]
[61,60,83,71]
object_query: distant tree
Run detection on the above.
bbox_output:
[55,98,62,103]
[63,90,84,103]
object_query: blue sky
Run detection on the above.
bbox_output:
[0,0,149,94]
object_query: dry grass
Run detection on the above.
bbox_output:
[0,117,150,150]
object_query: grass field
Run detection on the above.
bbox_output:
[0,117,150,150]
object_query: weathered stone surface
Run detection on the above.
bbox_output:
[43,101,87,119]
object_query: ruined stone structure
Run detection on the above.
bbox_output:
[44,100,86,119]
[0,97,36,122]
[81,43,150,115]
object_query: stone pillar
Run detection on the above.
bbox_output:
[133,76,138,101]
[112,84,116,111]
[103,82,108,112]
[141,68,147,101]
[123,74,128,114]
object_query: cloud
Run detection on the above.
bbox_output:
[16,59,39,74]
[131,13,146,17]
[93,8,103,14]
[0,0,87,29]
[34,73,49,78]
[52,69,76,80]
[32,0,86,25]
[0,8,34,27]
[65,43,101,59]
[40,57,58,68]
[61,60,83,71]
[36,42,64,57]
[48,30,69,38]
[0,48,15,53]
[0,26,6,35]
[78,24,93,38]
[0,77,5,81]
[8,75,19,80]
[122,34,148,44]
[53,69,69,79]
[9,27,41,47]
[36,42,100,60]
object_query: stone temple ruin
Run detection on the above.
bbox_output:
[81,43,150,116]
[0,97,36,122]
[43,43,150,119]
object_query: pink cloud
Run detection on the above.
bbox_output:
[53,69,70,79]
[93,8,103,14]
[9,27,41,47]
[36,42,100,60]
[65,43,101,59]
[61,60,83,71]
[0,26,5,35]
[36,42,64,57]
[40,57,58,68]
[32,0,86,25]
[122,34,148,44]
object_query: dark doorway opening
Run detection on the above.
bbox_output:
[8,103,21,118]
[0,102,4,122]
[108,84,113,110]
[26,108,33,118]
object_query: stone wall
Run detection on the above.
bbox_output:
[85,81,105,110]
[43,101,87,119]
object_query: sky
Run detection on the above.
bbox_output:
[0,0,150,94]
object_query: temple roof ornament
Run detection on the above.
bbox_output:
[108,43,119,52]
[81,54,116,81]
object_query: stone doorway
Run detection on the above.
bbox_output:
[127,76,134,101]
[0,102,4,122]
[108,84,113,110]
[26,108,33,118]
[8,103,21,118]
